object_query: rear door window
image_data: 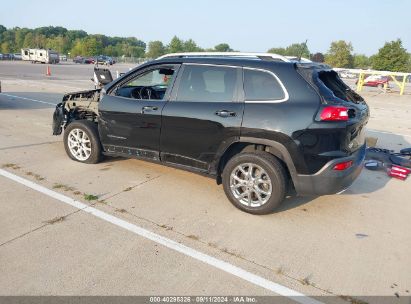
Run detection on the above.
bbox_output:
[243,69,286,101]
[176,65,238,102]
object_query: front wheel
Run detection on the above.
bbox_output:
[63,120,102,164]
[222,152,287,215]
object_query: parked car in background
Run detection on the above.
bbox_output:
[73,56,95,64]
[1,53,13,60]
[84,57,95,64]
[52,52,369,214]
[73,56,84,63]
[95,55,115,65]
[13,53,22,60]
[357,75,390,88]
[59,54,67,61]
[338,70,356,79]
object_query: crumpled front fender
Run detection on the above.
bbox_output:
[52,102,65,135]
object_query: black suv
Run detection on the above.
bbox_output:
[52,53,369,214]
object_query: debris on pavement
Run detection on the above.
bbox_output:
[365,147,411,180]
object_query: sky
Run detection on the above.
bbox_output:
[1,0,410,56]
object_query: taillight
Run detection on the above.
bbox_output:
[320,106,349,121]
[333,160,353,171]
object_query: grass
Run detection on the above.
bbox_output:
[207,242,217,248]
[276,266,284,275]
[52,183,74,191]
[44,215,66,225]
[83,193,99,201]
[2,163,20,170]
[220,247,243,258]
[339,295,368,304]
[25,171,44,181]
[300,276,311,286]
[160,224,173,231]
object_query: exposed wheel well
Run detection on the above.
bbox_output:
[66,109,98,128]
[217,142,292,184]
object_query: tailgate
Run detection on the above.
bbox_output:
[297,66,370,154]
[316,69,369,153]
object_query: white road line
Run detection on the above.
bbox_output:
[367,129,411,138]
[0,93,56,106]
[0,168,322,304]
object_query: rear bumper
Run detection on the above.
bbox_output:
[293,144,366,195]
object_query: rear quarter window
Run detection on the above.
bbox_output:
[244,69,286,101]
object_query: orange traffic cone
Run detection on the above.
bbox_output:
[46,65,51,77]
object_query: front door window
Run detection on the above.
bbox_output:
[115,67,176,100]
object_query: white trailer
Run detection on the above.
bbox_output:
[21,48,60,64]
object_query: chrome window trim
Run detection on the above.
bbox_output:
[182,62,241,69]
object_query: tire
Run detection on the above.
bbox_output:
[63,120,102,164]
[222,152,287,215]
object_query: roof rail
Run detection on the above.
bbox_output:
[285,56,312,63]
[157,52,293,62]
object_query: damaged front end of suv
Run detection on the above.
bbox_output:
[52,89,101,135]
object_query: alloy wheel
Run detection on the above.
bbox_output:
[229,163,272,207]
[67,128,92,161]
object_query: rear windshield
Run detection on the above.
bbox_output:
[297,66,363,104]
[317,70,364,103]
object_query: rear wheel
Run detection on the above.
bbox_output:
[63,120,102,164]
[222,152,287,214]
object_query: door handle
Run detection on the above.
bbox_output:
[141,106,158,114]
[215,110,236,118]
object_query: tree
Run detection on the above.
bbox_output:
[372,39,410,72]
[1,41,11,53]
[32,34,47,48]
[325,40,354,68]
[146,40,166,58]
[214,43,233,52]
[267,43,310,58]
[0,25,148,57]
[82,37,103,56]
[285,43,310,58]
[353,54,370,69]
[23,32,34,48]
[70,39,85,56]
[311,52,324,63]
[267,47,286,55]
[183,39,202,52]
[168,36,184,53]
[0,24,6,35]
